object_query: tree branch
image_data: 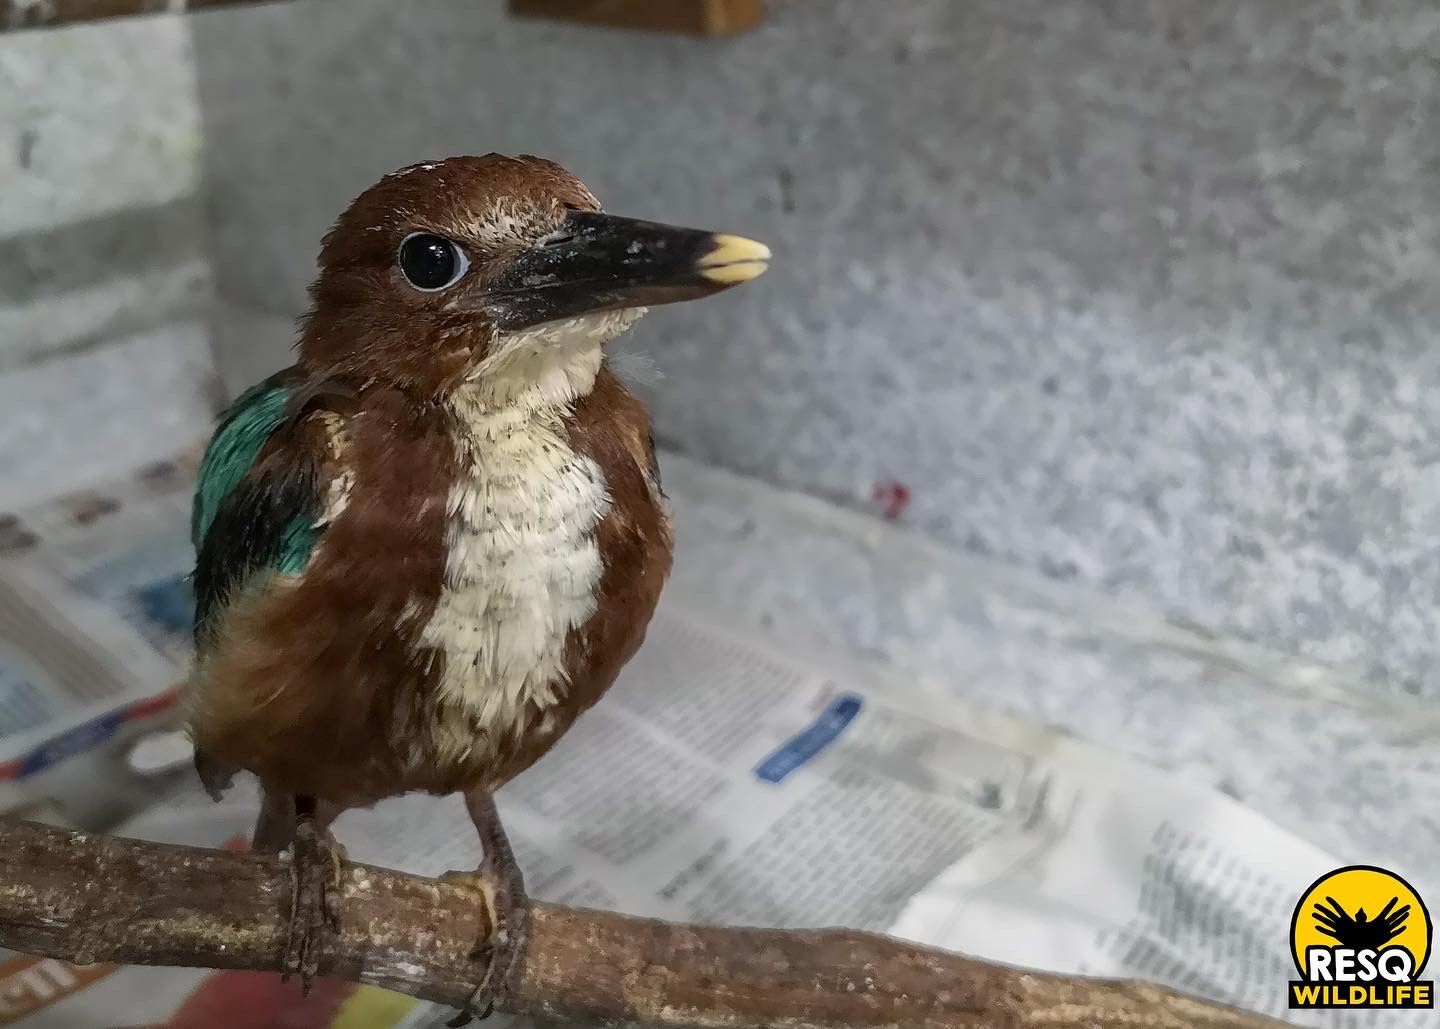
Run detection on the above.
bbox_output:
[0,818,1290,1028]
[2,0,283,33]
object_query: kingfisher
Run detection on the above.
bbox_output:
[185,154,769,1018]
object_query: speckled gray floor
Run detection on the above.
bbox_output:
[658,451,1440,881]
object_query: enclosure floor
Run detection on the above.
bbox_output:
[5,408,1430,872]
[658,452,1439,875]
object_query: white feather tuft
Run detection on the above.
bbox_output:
[419,321,620,745]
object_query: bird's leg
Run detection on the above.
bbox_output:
[445,790,531,1027]
[194,749,236,803]
[280,793,343,992]
[251,787,297,853]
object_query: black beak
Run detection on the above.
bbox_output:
[484,210,769,331]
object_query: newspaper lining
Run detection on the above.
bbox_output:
[0,457,1424,1028]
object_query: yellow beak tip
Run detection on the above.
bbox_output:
[698,234,771,285]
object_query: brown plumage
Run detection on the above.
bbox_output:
[184,154,768,1011]
[191,368,671,806]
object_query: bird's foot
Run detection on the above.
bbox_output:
[281,819,343,992]
[441,867,531,1026]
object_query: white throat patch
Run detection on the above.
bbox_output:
[465,308,644,409]
[419,312,635,746]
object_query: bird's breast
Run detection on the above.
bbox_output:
[416,395,610,749]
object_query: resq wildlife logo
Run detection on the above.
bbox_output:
[1289,865,1433,1010]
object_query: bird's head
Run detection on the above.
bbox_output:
[297,154,769,400]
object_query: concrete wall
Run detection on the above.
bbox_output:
[0,17,215,506]
[192,1,1440,696]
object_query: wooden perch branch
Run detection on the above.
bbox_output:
[3,0,764,33]
[508,0,763,35]
[0,818,1290,1028]
[2,0,281,33]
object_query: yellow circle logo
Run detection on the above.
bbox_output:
[1288,865,1434,1011]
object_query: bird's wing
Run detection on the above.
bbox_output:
[191,369,348,647]
[189,370,351,801]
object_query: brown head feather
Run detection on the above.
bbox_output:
[297,154,602,393]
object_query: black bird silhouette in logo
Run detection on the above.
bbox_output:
[1312,895,1411,952]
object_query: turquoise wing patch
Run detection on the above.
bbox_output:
[191,377,327,641]
[191,381,293,549]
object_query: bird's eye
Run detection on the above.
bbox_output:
[398,233,469,291]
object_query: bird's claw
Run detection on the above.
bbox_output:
[442,869,531,1026]
[281,820,343,992]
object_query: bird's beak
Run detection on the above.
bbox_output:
[484,210,769,331]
